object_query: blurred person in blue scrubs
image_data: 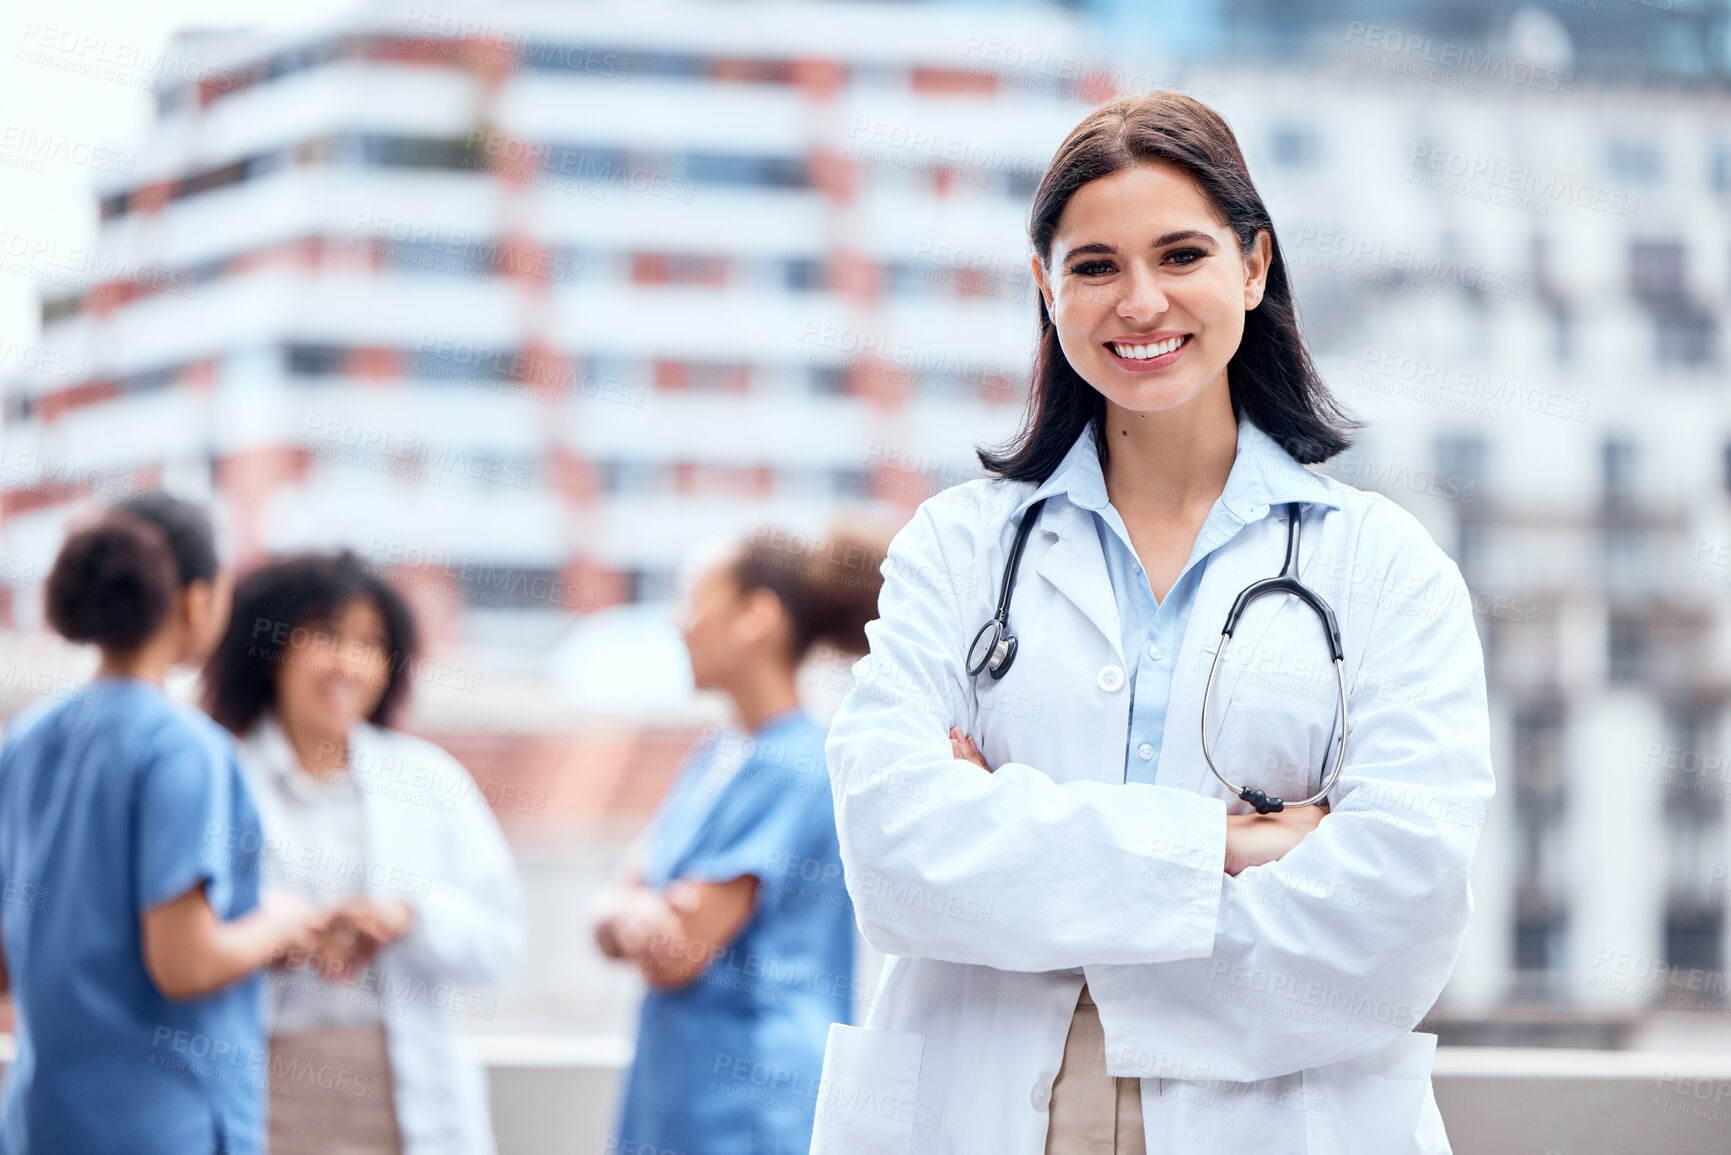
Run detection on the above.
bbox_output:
[0,494,335,1155]
[591,523,887,1155]
[200,551,525,1155]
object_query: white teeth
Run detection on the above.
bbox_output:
[1111,336,1184,359]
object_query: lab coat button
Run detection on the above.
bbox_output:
[1137,742,1154,760]
[1031,1080,1051,1110]
[1148,643,1163,661]
[1096,664,1125,692]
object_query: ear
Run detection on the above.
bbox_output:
[734,586,788,647]
[1029,253,1054,313]
[1243,229,1272,310]
[180,579,213,633]
[165,579,214,664]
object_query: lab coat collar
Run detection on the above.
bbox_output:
[1000,408,1342,670]
[247,711,360,802]
[1008,407,1342,526]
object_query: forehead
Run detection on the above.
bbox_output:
[325,594,385,630]
[1052,161,1225,248]
[674,534,744,599]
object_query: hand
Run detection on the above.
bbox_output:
[665,881,703,916]
[314,896,416,982]
[594,886,678,962]
[1223,801,1329,876]
[949,727,990,772]
[258,890,338,963]
[590,885,631,958]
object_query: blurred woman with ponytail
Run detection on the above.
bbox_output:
[0,494,332,1155]
[592,522,889,1155]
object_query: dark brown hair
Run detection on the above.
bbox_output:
[979,90,1358,481]
[731,522,890,663]
[201,550,420,736]
[45,493,218,653]
[46,516,177,652]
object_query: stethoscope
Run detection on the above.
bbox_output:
[966,498,1349,814]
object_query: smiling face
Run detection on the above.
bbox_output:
[1030,160,1271,419]
[275,596,393,745]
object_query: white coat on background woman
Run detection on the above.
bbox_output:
[812,91,1494,1155]
[203,551,524,1155]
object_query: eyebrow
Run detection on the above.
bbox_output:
[1062,230,1218,261]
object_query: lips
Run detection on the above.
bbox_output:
[1105,333,1191,371]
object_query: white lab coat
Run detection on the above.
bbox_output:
[237,718,526,1155]
[814,423,1494,1155]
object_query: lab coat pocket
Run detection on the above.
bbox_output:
[809,1022,927,1155]
[1218,698,1333,806]
[1300,1031,1439,1155]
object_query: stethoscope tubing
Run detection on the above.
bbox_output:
[968,496,1350,813]
[1199,503,1349,812]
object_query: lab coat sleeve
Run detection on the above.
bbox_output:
[1084,495,1497,1084]
[826,490,1228,972]
[388,744,527,990]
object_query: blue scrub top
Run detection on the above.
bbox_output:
[614,705,855,1155]
[0,678,266,1155]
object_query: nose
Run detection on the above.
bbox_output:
[335,643,368,680]
[1115,261,1167,325]
[669,598,695,635]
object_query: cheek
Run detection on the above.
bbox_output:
[275,656,318,709]
[1050,294,1104,363]
[362,655,391,689]
[1201,303,1246,355]
[1183,271,1247,332]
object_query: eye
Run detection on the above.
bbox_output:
[1068,259,1114,277]
[1165,247,1209,267]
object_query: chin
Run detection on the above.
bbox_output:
[1099,379,1210,415]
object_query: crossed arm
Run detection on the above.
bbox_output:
[831,496,1493,1081]
[948,727,1328,874]
[592,875,759,987]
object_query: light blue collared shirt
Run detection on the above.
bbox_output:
[1030,409,1340,783]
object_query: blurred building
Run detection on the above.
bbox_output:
[3,0,1730,1042]
[1182,52,1731,1043]
[0,0,1096,1033]
[0,0,1094,747]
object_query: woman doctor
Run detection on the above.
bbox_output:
[814,91,1494,1155]
[201,551,525,1155]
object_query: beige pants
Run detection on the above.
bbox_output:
[1043,984,1147,1155]
[267,1025,404,1155]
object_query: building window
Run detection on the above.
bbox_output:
[1434,433,1488,498]
[1434,433,1487,574]
[1630,240,1685,297]
[1600,436,1638,507]
[1662,705,1727,981]
[1512,702,1569,998]
[1269,125,1318,168]
[1606,615,1651,684]
[1530,234,1572,365]
[1629,240,1718,368]
[1655,310,1718,368]
[1606,139,1663,186]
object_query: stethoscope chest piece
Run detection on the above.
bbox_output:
[965,497,1047,681]
[967,620,1018,680]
